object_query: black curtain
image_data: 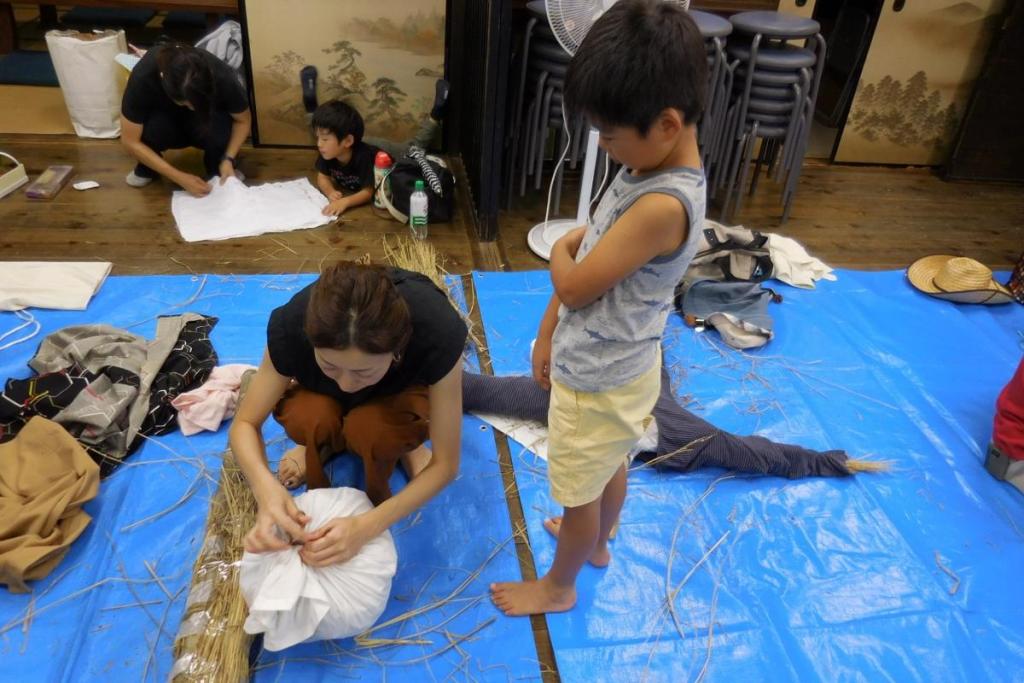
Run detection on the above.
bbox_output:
[446,0,512,240]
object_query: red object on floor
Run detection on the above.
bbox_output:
[993,356,1024,460]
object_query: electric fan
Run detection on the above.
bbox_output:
[527,0,689,260]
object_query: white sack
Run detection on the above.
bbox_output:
[45,30,127,139]
[240,487,397,651]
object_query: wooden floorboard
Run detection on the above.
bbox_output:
[499,160,1024,272]
[3,136,1022,274]
[0,135,480,274]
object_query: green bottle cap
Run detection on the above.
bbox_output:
[414,180,425,191]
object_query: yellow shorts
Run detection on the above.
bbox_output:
[547,361,661,508]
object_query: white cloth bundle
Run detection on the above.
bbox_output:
[45,30,128,139]
[240,487,397,651]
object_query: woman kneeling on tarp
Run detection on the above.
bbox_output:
[230,262,467,566]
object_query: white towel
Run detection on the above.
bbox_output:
[240,488,398,651]
[767,234,838,289]
[0,261,111,311]
[171,176,331,242]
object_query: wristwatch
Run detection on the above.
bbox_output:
[222,154,236,165]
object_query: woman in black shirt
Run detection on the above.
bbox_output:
[230,262,467,567]
[120,44,251,196]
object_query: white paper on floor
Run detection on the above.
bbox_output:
[171,176,331,242]
[472,411,660,463]
[473,413,550,460]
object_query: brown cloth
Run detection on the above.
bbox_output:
[0,417,100,593]
[273,385,430,505]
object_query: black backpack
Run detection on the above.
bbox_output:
[377,154,456,224]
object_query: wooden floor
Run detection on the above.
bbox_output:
[2,135,1022,276]
[500,160,1024,272]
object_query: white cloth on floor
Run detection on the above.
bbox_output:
[171,176,331,242]
[240,487,398,651]
[767,234,837,289]
[0,261,112,311]
[170,363,256,435]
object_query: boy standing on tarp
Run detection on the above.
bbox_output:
[491,0,708,615]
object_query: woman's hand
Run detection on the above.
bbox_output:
[244,481,311,553]
[328,190,344,202]
[218,159,238,184]
[299,514,374,568]
[178,173,212,197]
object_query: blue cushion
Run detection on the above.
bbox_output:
[0,50,58,87]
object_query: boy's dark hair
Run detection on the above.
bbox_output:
[157,44,214,122]
[565,0,707,134]
[305,262,412,355]
[311,100,365,144]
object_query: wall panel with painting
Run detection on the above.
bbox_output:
[241,0,445,147]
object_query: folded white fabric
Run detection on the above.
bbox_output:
[170,363,256,435]
[767,234,838,289]
[240,487,398,651]
[0,261,112,311]
[172,176,331,242]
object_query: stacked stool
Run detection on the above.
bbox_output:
[506,0,582,213]
[691,10,733,191]
[716,11,825,223]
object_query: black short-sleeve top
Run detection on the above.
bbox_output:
[267,268,467,410]
[121,45,249,124]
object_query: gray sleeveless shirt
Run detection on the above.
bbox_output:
[551,165,705,392]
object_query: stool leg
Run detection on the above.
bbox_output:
[519,98,536,197]
[535,85,555,190]
[733,122,760,219]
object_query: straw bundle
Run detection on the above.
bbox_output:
[380,236,485,354]
[169,449,257,682]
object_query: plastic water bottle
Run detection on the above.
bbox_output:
[373,151,393,209]
[409,179,428,240]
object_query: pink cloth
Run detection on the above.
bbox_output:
[171,364,256,435]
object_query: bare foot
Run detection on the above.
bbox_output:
[400,444,432,478]
[277,445,307,489]
[490,577,576,616]
[543,517,614,567]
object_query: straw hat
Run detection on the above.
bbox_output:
[907,255,1014,304]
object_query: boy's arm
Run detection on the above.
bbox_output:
[316,172,341,200]
[550,194,688,309]
[532,292,562,390]
[345,187,374,208]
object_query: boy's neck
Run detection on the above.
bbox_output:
[338,142,358,165]
[638,126,701,176]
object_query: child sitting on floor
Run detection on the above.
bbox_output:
[490,0,708,616]
[311,80,448,218]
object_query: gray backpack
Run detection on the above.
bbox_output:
[686,221,774,283]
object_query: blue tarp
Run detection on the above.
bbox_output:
[0,274,539,682]
[473,269,1024,683]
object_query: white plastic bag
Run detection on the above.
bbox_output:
[240,487,398,651]
[45,30,127,139]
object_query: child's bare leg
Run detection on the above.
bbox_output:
[544,464,626,566]
[592,464,626,566]
[490,497,601,616]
